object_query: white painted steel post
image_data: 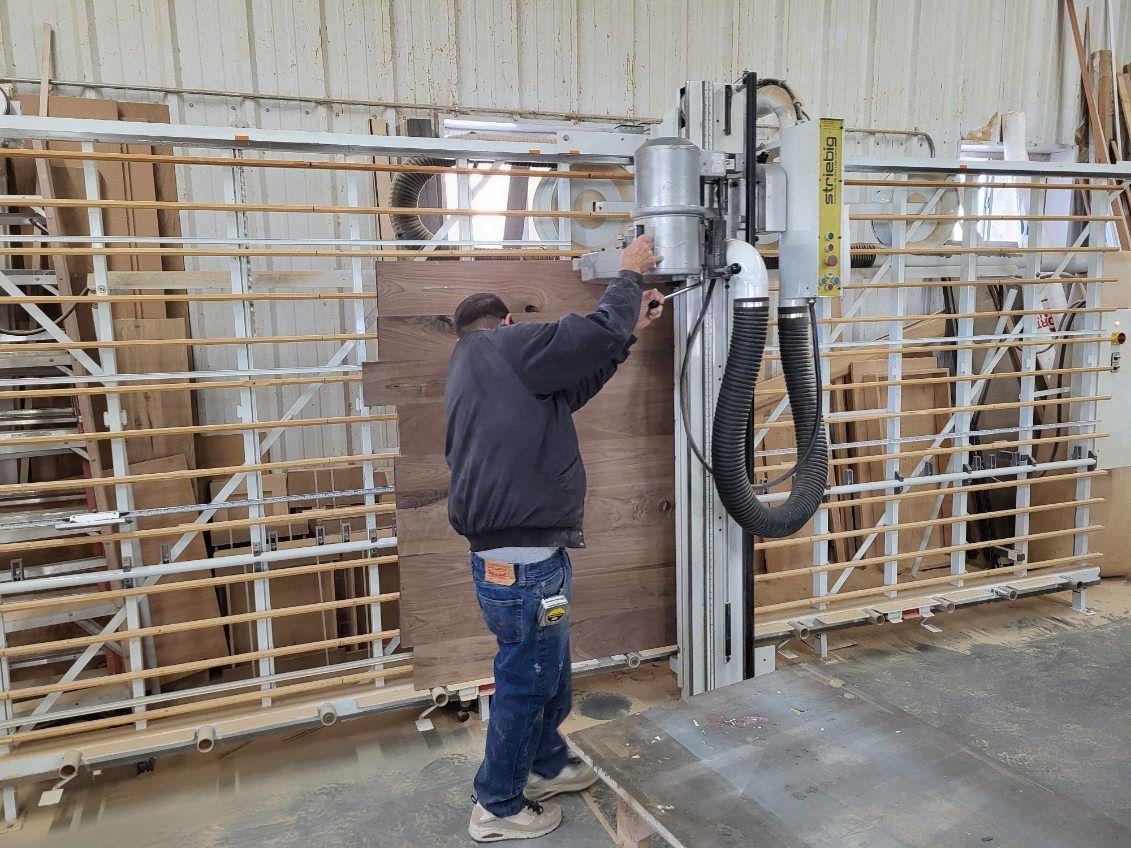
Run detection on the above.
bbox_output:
[810,292,832,612]
[950,180,978,585]
[223,151,274,702]
[1073,187,1106,561]
[81,144,152,720]
[456,160,473,256]
[0,605,15,824]
[556,164,571,249]
[881,179,907,596]
[345,163,384,663]
[1016,180,1046,578]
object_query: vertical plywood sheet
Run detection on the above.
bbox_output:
[362,261,675,689]
[129,455,229,676]
[113,318,196,469]
[848,358,951,572]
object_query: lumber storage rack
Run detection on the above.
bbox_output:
[0,109,673,825]
[0,108,1120,823]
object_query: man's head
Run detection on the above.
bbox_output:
[453,292,512,337]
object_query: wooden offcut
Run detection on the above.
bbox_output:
[362,261,675,689]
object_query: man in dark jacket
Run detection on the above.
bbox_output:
[446,236,663,842]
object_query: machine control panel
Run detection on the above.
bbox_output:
[817,117,844,297]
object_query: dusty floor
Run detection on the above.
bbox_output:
[4,578,1128,847]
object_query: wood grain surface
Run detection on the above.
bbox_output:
[363,261,675,689]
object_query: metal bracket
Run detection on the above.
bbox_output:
[9,558,23,582]
[1072,588,1094,615]
[37,771,77,809]
[918,609,943,634]
[415,702,439,732]
[53,510,122,530]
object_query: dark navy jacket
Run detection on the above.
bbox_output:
[444,271,642,550]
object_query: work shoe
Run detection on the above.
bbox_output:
[468,799,563,842]
[525,756,599,801]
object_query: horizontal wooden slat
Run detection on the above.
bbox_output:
[0,145,636,181]
[0,331,376,352]
[0,554,399,614]
[0,413,393,448]
[0,502,395,556]
[0,373,361,403]
[0,451,392,496]
[3,627,401,703]
[753,526,1102,582]
[0,195,628,220]
[5,665,416,745]
[0,246,582,259]
[846,178,1122,190]
[754,553,1099,615]
[0,591,400,659]
[756,498,1100,550]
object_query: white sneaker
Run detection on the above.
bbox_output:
[525,757,599,802]
[468,799,563,842]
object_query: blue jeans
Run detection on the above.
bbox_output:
[472,549,573,817]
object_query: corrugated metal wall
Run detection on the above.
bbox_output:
[2,0,1120,147]
[0,0,1123,456]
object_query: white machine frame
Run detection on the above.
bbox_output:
[670,80,1112,696]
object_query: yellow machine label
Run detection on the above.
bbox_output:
[817,118,844,297]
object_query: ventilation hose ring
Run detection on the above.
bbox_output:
[389,156,454,247]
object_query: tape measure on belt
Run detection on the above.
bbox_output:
[539,594,569,627]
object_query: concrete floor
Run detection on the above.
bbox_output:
[5,578,1128,847]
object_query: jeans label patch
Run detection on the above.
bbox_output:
[484,560,516,586]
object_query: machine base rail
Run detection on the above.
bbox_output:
[753,567,1100,644]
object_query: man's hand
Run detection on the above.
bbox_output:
[636,289,664,332]
[621,234,661,275]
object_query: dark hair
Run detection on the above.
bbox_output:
[453,292,510,337]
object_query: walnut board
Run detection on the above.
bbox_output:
[362,261,675,689]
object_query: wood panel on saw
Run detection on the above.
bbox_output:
[363,261,675,689]
[848,357,952,573]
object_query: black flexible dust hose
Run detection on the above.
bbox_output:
[712,303,828,538]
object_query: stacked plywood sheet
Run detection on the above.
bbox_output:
[363,261,676,689]
[847,356,952,572]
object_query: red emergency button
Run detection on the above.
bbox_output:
[825,255,838,267]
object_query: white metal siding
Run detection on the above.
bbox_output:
[0,0,1124,456]
[2,0,1121,145]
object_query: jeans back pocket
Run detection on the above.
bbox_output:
[477,594,525,644]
